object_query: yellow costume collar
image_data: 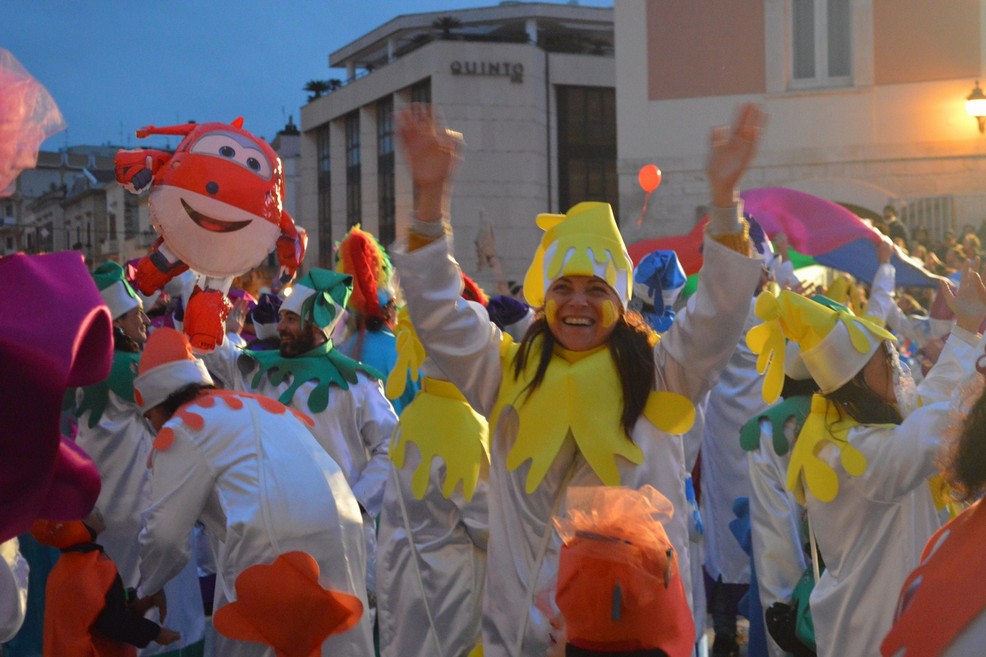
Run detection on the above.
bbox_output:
[494,337,694,493]
[787,394,868,503]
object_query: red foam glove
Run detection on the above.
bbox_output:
[183,287,231,353]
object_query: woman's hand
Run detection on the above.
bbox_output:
[706,103,766,208]
[397,104,463,222]
[940,257,986,333]
[877,235,895,265]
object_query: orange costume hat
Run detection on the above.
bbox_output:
[554,486,695,657]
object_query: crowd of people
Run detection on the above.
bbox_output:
[4,100,986,657]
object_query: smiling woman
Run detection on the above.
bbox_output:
[545,276,620,351]
[392,102,768,657]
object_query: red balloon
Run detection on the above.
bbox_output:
[638,164,662,193]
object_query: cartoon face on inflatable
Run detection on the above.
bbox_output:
[141,119,286,278]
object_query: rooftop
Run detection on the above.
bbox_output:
[328,2,613,79]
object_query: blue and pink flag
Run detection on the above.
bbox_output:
[628,187,941,295]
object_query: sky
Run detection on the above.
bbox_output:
[3,0,613,152]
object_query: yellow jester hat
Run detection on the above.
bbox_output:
[746,288,895,503]
[523,202,633,309]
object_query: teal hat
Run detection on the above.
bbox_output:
[91,262,140,319]
[280,269,352,335]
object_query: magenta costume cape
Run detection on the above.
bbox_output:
[0,251,112,541]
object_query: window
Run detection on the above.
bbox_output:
[124,195,138,239]
[556,86,618,221]
[317,125,332,267]
[377,96,396,246]
[410,78,431,105]
[345,111,361,230]
[792,0,851,87]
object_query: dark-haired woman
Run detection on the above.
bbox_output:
[749,267,986,657]
[882,342,986,656]
[392,104,767,657]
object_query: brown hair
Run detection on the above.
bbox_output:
[157,383,218,421]
[824,368,902,426]
[512,311,657,436]
[947,384,986,500]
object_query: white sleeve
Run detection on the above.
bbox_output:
[0,538,28,643]
[867,263,925,346]
[749,434,806,611]
[349,377,399,517]
[392,235,504,416]
[200,337,246,390]
[658,234,763,401]
[914,326,982,404]
[866,263,898,324]
[775,259,802,290]
[139,428,215,596]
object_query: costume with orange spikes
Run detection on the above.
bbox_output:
[137,330,374,657]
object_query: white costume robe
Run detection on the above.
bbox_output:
[699,300,766,585]
[0,538,28,643]
[138,392,373,657]
[393,228,762,657]
[806,326,982,657]
[205,344,397,518]
[748,408,808,657]
[205,343,398,603]
[376,428,489,657]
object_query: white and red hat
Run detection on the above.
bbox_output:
[134,327,213,413]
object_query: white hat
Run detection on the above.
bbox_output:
[279,269,352,336]
[134,327,213,413]
[91,261,140,319]
[747,289,896,402]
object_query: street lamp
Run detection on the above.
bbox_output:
[966,81,986,134]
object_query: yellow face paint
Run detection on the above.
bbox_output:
[545,298,558,326]
[600,299,619,328]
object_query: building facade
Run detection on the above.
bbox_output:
[299,3,616,293]
[615,0,986,245]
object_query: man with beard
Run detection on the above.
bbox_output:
[204,268,397,609]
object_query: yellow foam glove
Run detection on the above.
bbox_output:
[385,308,425,401]
[391,377,489,501]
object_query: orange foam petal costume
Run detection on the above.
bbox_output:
[212,551,363,657]
[32,519,133,657]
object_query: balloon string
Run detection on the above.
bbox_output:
[636,192,652,226]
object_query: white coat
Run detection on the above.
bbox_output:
[748,411,808,657]
[806,326,983,657]
[699,300,766,584]
[138,392,373,657]
[75,360,205,656]
[393,229,762,657]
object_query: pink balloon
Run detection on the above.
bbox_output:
[638,164,662,194]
